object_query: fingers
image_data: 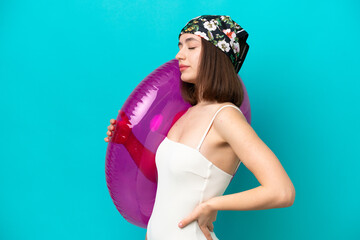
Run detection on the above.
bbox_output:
[105,119,116,142]
[208,223,214,232]
[105,129,113,142]
[200,225,213,240]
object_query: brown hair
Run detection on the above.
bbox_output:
[180,37,244,107]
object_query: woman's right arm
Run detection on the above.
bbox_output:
[145,232,147,240]
[104,114,158,183]
[104,109,187,182]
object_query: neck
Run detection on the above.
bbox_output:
[196,100,218,107]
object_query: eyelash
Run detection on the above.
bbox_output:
[178,47,196,50]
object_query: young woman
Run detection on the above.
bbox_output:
[105,15,295,240]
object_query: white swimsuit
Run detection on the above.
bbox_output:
[146,105,243,240]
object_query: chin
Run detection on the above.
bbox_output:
[180,74,196,84]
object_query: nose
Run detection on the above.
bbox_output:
[175,48,185,61]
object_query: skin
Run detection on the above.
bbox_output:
[105,33,296,240]
[176,33,202,84]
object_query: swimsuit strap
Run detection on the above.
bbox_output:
[196,105,243,151]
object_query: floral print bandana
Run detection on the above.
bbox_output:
[179,15,249,73]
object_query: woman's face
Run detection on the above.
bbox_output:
[175,33,202,84]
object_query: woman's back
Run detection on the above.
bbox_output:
[146,103,243,240]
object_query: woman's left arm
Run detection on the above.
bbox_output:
[178,107,296,236]
[208,107,296,211]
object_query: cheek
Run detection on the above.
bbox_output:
[195,55,201,70]
[192,53,201,66]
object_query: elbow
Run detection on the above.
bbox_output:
[277,186,296,207]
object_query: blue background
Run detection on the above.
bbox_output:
[1,0,359,239]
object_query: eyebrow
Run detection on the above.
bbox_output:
[178,37,200,47]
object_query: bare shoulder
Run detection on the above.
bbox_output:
[216,102,247,122]
[213,102,252,146]
[213,101,261,166]
[213,102,291,195]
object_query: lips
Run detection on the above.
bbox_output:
[179,65,189,71]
